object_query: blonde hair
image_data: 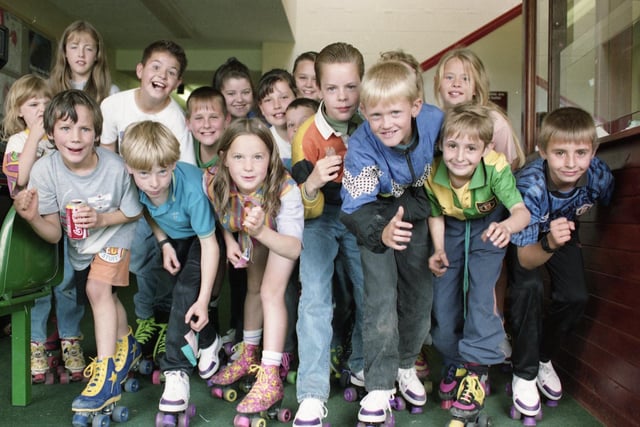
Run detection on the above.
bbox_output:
[209,118,288,220]
[538,107,597,152]
[441,103,494,147]
[433,48,525,168]
[49,21,112,104]
[120,121,181,170]
[2,74,52,138]
[379,49,424,99]
[360,61,420,108]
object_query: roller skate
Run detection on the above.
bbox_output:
[155,370,196,427]
[448,373,488,427]
[135,317,167,361]
[151,325,169,385]
[509,375,542,425]
[415,346,430,380]
[198,334,223,379]
[115,327,147,392]
[537,361,562,406]
[343,369,367,402]
[439,364,467,409]
[396,367,426,414]
[329,343,346,382]
[208,342,260,402]
[293,398,328,427]
[233,364,292,426]
[280,351,297,384]
[59,337,87,383]
[357,389,395,426]
[31,341,55,384]
[221,328,237,359]
[71,357,129,427]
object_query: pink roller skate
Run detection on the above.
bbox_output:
[208,342,260,402]
[233,364,291,426]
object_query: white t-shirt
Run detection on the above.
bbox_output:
[100,88,196,165]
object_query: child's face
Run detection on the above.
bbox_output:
[439,58,475,108]
[258,81,295,129]
[50,105,98,170]
[187,100,230,147]
[319,62,361,122]
[128,163,175,206]
[136,51,182,102]
[363,98,422,147]
[441,132,490,185]
[285,106,315,142]
[65,31,98,81]
[221,77,253,119]
[19,95,50,129]
[539,137,594,192]
[293,59,320,101]
[224,134,270,195]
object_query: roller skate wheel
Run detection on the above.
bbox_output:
[45,371,55,385]
[155,412,164,427]
[160,413,178,427]
[391,396,406,411]
[409,405,423,414]
[211,387,223,399]
[59,371,70,384]
[447,420,465,427]
[56,364,65,374]
[186,404,197,418]
[277,407,292,422]
[286,370,297,384]
[178,413,190,427]
[441,399,453,410]
[224,387,238,402]
[509,405,522,420]
[152,370,162,385]
[477,413,492,427]
[545,399,559,408]
[111,406,129,423]
[124,377,140,392]
[250,417,266,427]
[138,359,154,375]
[71,371,86,382]
[344,387,358,402]
[233,414,250,427]
[72,412,90,427]
[223,342,234,356]
[92,413,111,427]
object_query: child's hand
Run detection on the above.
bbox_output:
[161,244,181,275]
[185,300,209,332]
[14,188,39,221]
[547,217,575,249]
[428,250,449,277]
[243,206,265,237]
[73,204,98,229]
[309,154,342,188]
[225,238,245,268]
[381,206,413,250]
[482,222,512,248]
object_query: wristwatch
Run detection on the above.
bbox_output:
[540,234,556,253]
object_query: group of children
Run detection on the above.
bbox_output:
[0,18,614,427]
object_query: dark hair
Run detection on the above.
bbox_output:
[186,86,228,117]
[44,89,102,145]
[256,69,297,102]
[293,51,318,74]
[286,97,320,113]
[212,57,253,91]
[141,40,187,78]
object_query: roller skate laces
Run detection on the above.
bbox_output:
[439,364,467,400]
[72,357,121,411]
[537,361,562,401]
[512,375,541,416]
[153,323,168,362]
[358,389,394,424]
[209,342,259,386]
[159,370,190,412]
[198,335,223,379]
[30,341,49,376]
[114,328,141,384]
[451,373,485,419]
[397,367,427,406]
[61,337,86,374]
[237,364,283,413]
[134,317,162,357]
[293,398,328,427]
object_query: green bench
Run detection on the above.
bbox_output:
[0,206,63,406]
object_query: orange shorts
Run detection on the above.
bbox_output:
[87,247,130,287]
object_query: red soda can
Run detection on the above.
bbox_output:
[66,199,88,240]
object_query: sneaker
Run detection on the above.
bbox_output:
[537,360,562,401]
[397,367,426,406]
[61,337,86,374]
[31,341,49,375]
[358,389,393,424]
[159,370,190,412]
[350,369,365,387]
[451,373,485,419]
[512,374,541,417]
[198,335,223,379]
[293,398,328,427]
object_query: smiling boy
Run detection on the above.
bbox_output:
[186,86,231,169]
[340,60,443,425]
[507,107,614,419]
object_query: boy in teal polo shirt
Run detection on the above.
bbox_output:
[425,104,531,423]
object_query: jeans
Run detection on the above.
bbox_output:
[431,210,507,368]
[31,239,85,342]
[131,218,173,320]
[360,219,432,391]
[296,205,364,402]
[160,236,217,372]
[507,231,587,380]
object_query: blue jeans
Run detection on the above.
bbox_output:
[131,218,173,320]
[296,205,364,402]
[31,239,85,342]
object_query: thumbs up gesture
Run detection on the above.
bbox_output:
[381,206,413,251]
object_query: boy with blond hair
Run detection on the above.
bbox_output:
[341,60,443,424]
[186,86,230,169]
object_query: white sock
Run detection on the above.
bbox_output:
[262,350,282,367]
[243,329,262,346]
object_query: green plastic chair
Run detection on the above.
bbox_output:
[0,206,63,406]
